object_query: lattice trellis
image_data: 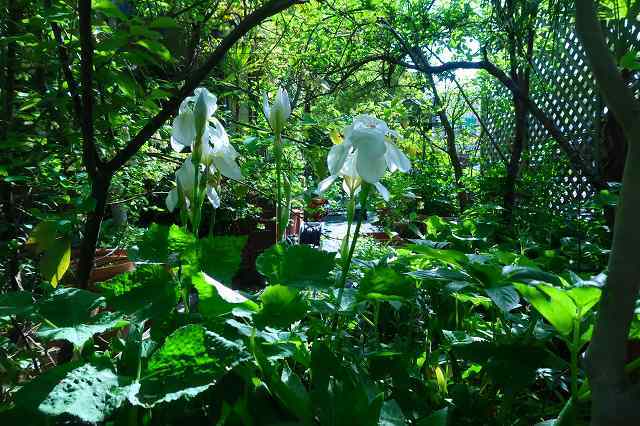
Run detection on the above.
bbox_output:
[481,12,639,213]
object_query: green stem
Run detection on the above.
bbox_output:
[332,185,370,331]
[191,156,201,236]
[571,319,580,403]
[275,132,283,243]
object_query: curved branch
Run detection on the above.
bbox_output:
[106,0,305,174]
[380,20,603,188]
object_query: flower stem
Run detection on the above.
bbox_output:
[332,184,370,331]
[275,132,283,243]
[570,318,580,424]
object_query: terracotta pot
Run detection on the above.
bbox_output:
[308,197,328,209]
[72,248,135,284]
[366,232,405,245]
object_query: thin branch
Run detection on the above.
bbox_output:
[78,0,102,179]
[379,20,603,189]
[45,0,82,122]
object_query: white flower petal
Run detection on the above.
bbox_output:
[171,111,196,152]
[317,175,337,193]
[277,87,291,121]
[206,185,221,208]
[176,158,196,195]
[327,142,351,175]
[213,156,242,180]
[166,188,179,212]
[385,141,411,173]
[349,126,387,159]
[355,146,388,183]
[193,87,217,117]
[374,182,390,202]
[339,152,358,177]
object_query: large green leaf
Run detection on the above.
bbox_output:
[408,244,468,266]
[98,265,178,320]
[514,283,576,336]
[255,285,308,329]
[567,286,601,316]
[503,265,561,286]
[37,311,128,348]
[130,224,195,264]
[136,324,249,406]
[191,272,258,320]
[485,285,520,312]
[39,237,71,287]
[256,243,336,288]
[0,291,35,318]
[268,365,313,424]
[182,235,247,285]
[408,267,471,282]
[14,360,136,423]
[38,288,106,326]
[417,408,449,426]
[358,267,416,301]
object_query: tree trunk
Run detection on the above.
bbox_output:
[2,0,22,290]
[575,1,640,423]
[77,174,112,288]
[503,73,529,220]
[426,75,468,211]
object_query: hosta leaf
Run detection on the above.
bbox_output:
[98,265,178,320]
[256,243,336,288]
[408,267,470,282]
[39,237,71,287]
[503,265,561,286]
[358,267,416,301]
[567,286,601,316]
[514,283,576,336]
[130,224,195,264]
[485,285,520,312]
[408,244,468,265]
[268,365,312,423]
[417,407,449,426]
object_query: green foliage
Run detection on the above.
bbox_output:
[256,243,336,288]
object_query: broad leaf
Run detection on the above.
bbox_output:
[37,311,128,348]
[182,235,247,285]
[191,272,258,320]
[136,324,249,406]
[358,267,416,301]
[255,285,308,329]
[256,243,336,288]
[38,288,105,326]
[0,291,35,318]
[14,360,136,423]
[514,283,576,336]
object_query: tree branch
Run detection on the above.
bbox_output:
[45,0,82,122]
[78,0,101,179]
[106,0,305,174]
[379,20,603,189]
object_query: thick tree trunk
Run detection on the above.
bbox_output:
[575,1,640,424]
[77,175,112,288]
